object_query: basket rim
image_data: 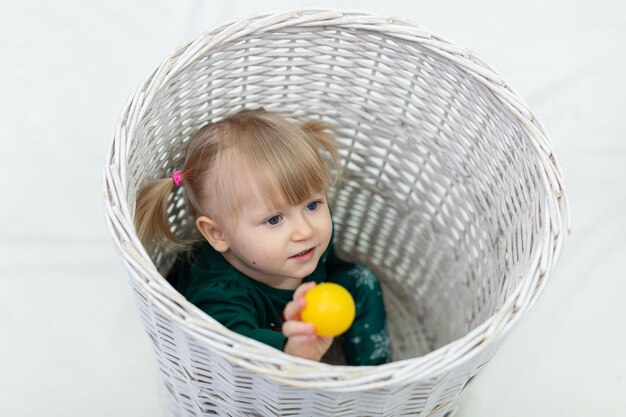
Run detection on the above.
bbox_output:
[102,8,570,391]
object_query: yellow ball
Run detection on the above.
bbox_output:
[301,282,356,337]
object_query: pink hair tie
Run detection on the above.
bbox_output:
[171,170,183,186]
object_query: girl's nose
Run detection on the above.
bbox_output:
[292,215,314,241]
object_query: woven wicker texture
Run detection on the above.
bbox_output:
[103,9,569,417]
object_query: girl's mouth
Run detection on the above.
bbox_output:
[290,247,315,260]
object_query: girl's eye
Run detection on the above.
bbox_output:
[266,215,282,226]
[306,200,322,211]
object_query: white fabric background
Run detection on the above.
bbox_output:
[1,1,624,416]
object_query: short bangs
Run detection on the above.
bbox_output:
[208,123,333,228]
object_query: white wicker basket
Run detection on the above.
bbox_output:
[103,9,570,417]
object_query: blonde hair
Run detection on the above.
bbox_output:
[135,109,341,253]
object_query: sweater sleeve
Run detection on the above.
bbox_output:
[189,278,287,352]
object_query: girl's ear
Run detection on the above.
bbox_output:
[196,216,229,252]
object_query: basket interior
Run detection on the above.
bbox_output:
[125,24,544,361]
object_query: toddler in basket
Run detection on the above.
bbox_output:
[135,109,391,366]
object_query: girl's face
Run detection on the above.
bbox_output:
[219,185,333,290]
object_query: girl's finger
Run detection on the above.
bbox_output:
[287,334,317,346]
[293,281,316,301]
[282,320,315,338]
[283,298,306,321]
[283,282,316,320]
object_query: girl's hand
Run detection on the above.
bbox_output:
[282,281,333,361]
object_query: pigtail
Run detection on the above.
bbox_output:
[301,120,342,185]
[135,177,185,253]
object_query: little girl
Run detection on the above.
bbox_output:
[135,109,391,366]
